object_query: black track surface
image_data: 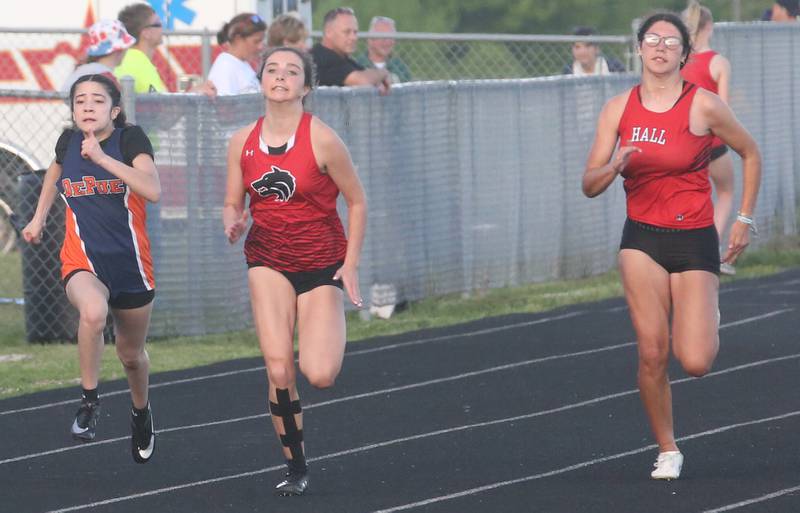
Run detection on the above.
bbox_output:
[2,269,799,513]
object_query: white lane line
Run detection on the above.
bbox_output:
[1,309,793,466]
[700,484,800,512]
[44,407,800,513]
[0,310,587,416]
[371,410,800,513]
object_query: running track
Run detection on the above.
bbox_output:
[1,269,799,513]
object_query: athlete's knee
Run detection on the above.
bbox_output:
[266,359,295,389]
[79,302,108,333]
[299,359,340,389]
[680,355,714,377]
[638,343,669,373]
[304,368,339,389]
[116,345,147,370]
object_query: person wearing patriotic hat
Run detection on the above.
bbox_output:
[61,19,136,92]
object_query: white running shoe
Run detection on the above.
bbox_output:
[720,262,736,276]
[651,451,683,480]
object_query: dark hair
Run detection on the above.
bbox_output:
[118,3,155,41]
[217,13,267,46]
[572,26,598,46]
[637,12,692,66]
[257,47,317,89]
[777,0,800,17]
[70,74,127,128]
[322,6,355,29]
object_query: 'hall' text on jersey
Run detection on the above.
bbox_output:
[617,82,714,229]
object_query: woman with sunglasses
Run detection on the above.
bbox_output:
[582,12,761,480]
[116,2,216,96]
[208,13,268,95]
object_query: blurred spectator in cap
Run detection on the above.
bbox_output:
[267,13,309,51]
[310,6,390,94]
[115,2,216,96]
[562,26,625,76]
[771,0,799,21]
[61,19,135,92]
[354,16,411,83]
[208,13,267,95]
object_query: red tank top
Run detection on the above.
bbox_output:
[240,113,346,271]
[681,50,718,93]
[617,82,714,229]
[681,50,723,148]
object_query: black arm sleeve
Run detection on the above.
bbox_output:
[119,125,155,166]
[55,129,73,164]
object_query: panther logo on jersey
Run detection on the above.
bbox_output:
[251,165,296,202]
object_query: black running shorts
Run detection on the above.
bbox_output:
[620,218,720,275]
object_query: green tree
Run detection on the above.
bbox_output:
[312,0,768,35]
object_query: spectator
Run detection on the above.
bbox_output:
[354,16,412,83]
[267,13,309,51]
[115,3,216,96]
[309,7,390,94]
[61,19,135,93]
[562,27,625,76]
[771,0,799,21]
[208,13,267,95]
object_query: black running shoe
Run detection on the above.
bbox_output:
[130,403,155,464]
[71,398,100,442]
[274,462,309,496]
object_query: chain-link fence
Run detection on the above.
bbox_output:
[0,22,798,342]
[0,27,634,91]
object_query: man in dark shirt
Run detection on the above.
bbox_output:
[310,7,390,94]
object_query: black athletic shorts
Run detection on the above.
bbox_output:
[63,269,155,309]
[710,144,728,161]
[247,260,344,296]
[620,219,720,275]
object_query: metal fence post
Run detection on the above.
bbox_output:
[120,76,136,124]
[201,29,212,79]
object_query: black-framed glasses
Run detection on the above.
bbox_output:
[642,33,682,49]
[145,22,162,28]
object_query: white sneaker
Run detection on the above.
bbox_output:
[720,262,736,276]
[651,451,683,480]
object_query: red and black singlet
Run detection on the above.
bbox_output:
[617,82,714,229]
[240,113,347,272]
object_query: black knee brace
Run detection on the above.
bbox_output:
[269,388,305,466]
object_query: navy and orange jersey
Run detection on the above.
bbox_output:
[617,82,714,229]
[240,113,347,272]
[681,50,724,148]
[55,127,155,295]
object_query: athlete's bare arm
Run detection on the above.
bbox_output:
[21,159,62,244]
[223,124,254,244]
[709,54,731,104]
[694,89,761,261]
[310,116,366,306]
[582,91,640,197]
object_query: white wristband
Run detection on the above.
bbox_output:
[736,213,757,235]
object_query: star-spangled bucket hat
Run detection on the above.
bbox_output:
[86,19,136,57]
